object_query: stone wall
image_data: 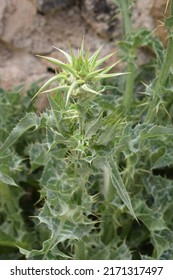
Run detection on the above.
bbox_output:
[0,0,168,89]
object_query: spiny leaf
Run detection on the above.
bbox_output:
[152,233,171,258]
[0,113,40,154]
[85,68,107,80]
[97,123,117,145]
[95,52,116,68]
[79,37,85,58]
[106,157,137,219]
[41,85,69,94]
[95,72,128,80]
[32,74,68,100]
[66,80,84,106]
[48,93,65,112]
[85,112,103,139]
[36,55,77,76]
[53,46,72,63]
[89,45,104,69]
[32,76,58,100]
[81,84,101,95]
[100,60,121,74]
[0,171,17,186]
[142,125,173,139]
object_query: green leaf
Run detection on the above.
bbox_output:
[85,113,103,139]
[32,75,59,100]
[97,123,117,145]
[151,232,171,258]
[36,55,77,77]
[48,93,65,112]
[66,80,84,106]
[106,157,136,219]
[151,146,173,169]
[95,72,128,79]
[81,84,101,95]
[138,213,167,232]
[0,229,17,247]
[42,85,69,94]
[89,45,103,69]
[53,46,72,63]
[95,52,115,68]
[141,125,173,139]
[100,61,121,74]
[0,113,40,154]
[0,171,17,186]
[85,68,105,79]
[28,143,47,171]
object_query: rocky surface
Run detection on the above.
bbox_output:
[0,0,168,89]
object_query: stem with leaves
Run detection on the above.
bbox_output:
[115,0,136,111]
[146,0,173,122]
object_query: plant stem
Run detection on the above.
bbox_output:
[145,0,173,122]
[123,52,136,110]
[119,0,136,111]
[120,0,132,36]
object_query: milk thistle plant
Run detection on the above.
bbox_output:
[1,0,173,260]
[0,42,136,259]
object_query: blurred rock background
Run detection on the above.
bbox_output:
[0,0,168,89]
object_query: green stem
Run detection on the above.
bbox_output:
[118,0,136,111]
[145,0,173,122]
[123,55,136,110]
[119,0,132,36]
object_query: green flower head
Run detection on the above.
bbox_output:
[33,41,125,106]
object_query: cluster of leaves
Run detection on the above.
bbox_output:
[1,0,173,260]
[0,85,45,259]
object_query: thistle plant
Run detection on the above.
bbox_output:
[1,1,173,260]
[0,44,137,259]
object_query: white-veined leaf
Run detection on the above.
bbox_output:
[95,52,116,68]
[85,68,105,79]
[36,55,77,76]
[0,113,40,154]
[89,45,104,69]
[95,72,128,79]
[85,113,103,139]
[32,74,68,100]
[0,171,17,186]
[106,157,137,219]
[100,60,121,74]
[53,46,72,63]
[32,76,58,100]
[41,85,69,94]
[81,84,101,95]
[66,80,84,106]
